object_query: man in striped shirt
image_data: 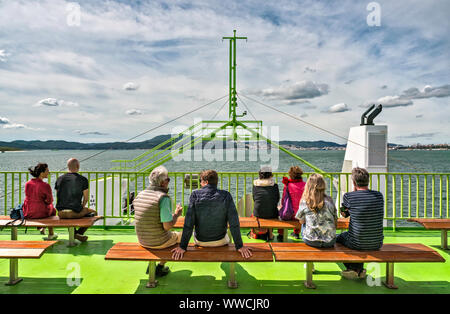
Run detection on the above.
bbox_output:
[337,167,384,279]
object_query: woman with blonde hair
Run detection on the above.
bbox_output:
[295,173,337,248]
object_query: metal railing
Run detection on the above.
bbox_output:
[1,171,449,230]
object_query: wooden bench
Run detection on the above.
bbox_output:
[407,218,450,249]
[174,216,350,242]
[0,215,103,247]
[257,218,350,242]
[271,242,445,289]
[173,216,259,229]
[0,240,57,285]
[105,242,273,288]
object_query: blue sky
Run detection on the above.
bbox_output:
[0,0,449,145]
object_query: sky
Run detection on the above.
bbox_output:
[0,0,449,145]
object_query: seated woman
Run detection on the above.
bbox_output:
[252,166,280,240]
[22,163,57,240]
[278,166,306,240]
[296,173,337,247]
[295,173,337,272]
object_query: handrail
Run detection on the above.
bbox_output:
[1,171,449,230]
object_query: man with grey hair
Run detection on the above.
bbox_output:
[55,158,97,242]
[133,165,183,277]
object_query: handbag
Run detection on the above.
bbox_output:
[7,203,25,227]
[279,184,295,221]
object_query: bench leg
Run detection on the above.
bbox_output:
[227,262,238,289]
[68,227,76,247]
[304,262,316,289]
[442,230,448,250]
[146,261,158,288]
[11,227,18,241]
[5,258,22,286]
[383,262,398,289]
[283,228,288,243]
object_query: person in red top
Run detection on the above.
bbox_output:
[22,163,57,240]
[278,166,306,241]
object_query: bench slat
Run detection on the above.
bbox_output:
[270,243,445,263]
[106,243,273,262]
[407,218,450,230]
[0,241,57,259]
[0,241,57,249]
[0,215,103,227]
[0,248,47,258]
[173,217,349,229]
[257,218,349,229]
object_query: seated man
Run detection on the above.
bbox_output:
[171,170,252,260]
[55,158,97,242]
[337,167,384,279]
[133,165,183,277]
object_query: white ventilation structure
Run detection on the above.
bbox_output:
[337,105,388,226]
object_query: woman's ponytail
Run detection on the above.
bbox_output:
[28,163,48,178]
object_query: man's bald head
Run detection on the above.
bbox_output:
[67,158,80,172]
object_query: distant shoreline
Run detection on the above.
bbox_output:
[0,147,23,152]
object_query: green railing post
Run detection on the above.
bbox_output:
[392,174,396,231]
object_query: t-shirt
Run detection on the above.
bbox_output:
[54,173,89,213]
[343,189,384,250]
[159,196,173,223]
[295,196,337,243]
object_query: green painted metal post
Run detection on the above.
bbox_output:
[424,175,427,218]
[432,175,435,218]
[4,173,7,215]
[392,175,396,231]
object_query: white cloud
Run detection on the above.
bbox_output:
[0,117,10,124]
[74,130,108,136]
[0,49,8,62]
[401,85,450,99]
[3,123,26,129]
[34,98,79,107]
[126,109,143,115]
[327,103,350,113]
[123,82,140,91]
[256,81,329,100]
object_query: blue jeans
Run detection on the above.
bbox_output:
[336,232,363,272]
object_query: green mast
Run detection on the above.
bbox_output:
[222,30,247,124]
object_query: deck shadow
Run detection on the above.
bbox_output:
[47,239,115,256]
[0,277,81,294]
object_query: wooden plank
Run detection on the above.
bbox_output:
[0,248,46,259]
[407,218,450,230]
[271,243,445,263]
[257,218,349,229]
[105,243,273,262]
[173,216,259,229]
[408,218,450,223]
[0,241,57,250]
[0,215,103,227]
[421,222,450,230]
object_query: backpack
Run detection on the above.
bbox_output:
[0,204,26,231]
[247,228,270,240]
[279,184,295,221]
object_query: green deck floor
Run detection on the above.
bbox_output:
[0,228,449,294]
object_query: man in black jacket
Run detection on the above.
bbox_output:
[171,170,252,260]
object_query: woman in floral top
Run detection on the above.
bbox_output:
[295,173,337,248]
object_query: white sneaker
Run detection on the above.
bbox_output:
[44,234,58,241]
